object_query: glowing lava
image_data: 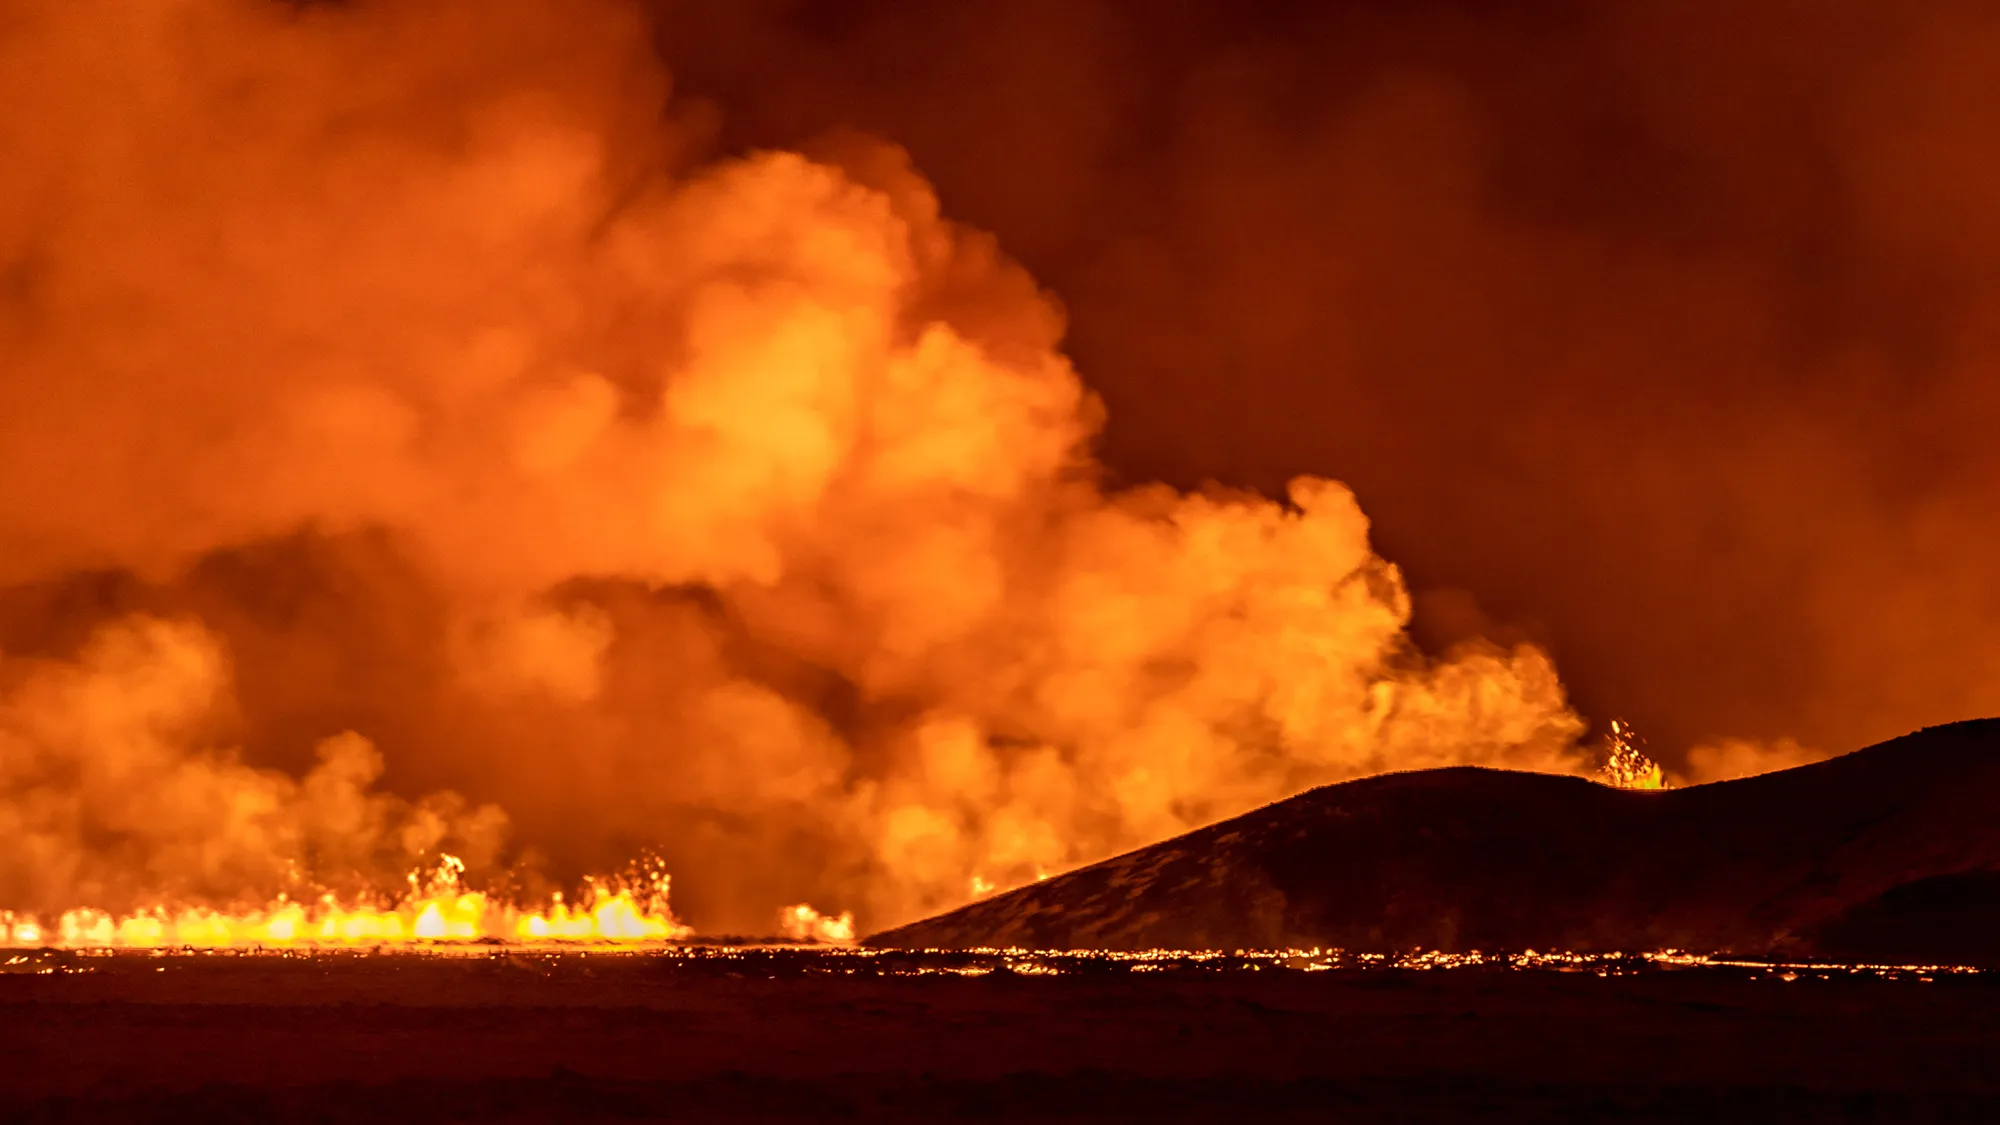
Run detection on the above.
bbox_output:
[0,854,700,950]
[778,903,857,944]
[1599,719,1667,790]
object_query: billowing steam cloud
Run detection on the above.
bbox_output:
[650,0,2000,768]
[0,0,1583,930]
[0,617,509,914]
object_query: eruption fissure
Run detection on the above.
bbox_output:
[0,851,703,950]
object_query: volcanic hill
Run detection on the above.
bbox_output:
[868,719,2000,964]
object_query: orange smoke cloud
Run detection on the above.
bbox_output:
[0,0,1587,931]
[648,0,2000,773]
[0,616,506,915]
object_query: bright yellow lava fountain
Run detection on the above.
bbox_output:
[0,854,854,950]
[1599,719,1667,790]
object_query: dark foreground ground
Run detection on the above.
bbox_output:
[2,948,1996,1123]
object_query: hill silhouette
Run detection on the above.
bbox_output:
[869,719,2000,963]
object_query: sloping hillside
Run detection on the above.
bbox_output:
[868,719,2000,962]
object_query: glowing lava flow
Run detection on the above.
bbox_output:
[0,854,706,949]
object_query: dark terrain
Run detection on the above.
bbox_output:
[872,719,2000,963]
[1,949,1997,1123]
[8,721,1998,1122]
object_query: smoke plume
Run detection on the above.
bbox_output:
[651,0,2000,771]
[0,0,1594,930]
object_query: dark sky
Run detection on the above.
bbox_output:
[646,0,2000,761]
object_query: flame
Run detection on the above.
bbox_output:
[1598,719,1667,790]
[778,903,856,944]
[0,855,700,949]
